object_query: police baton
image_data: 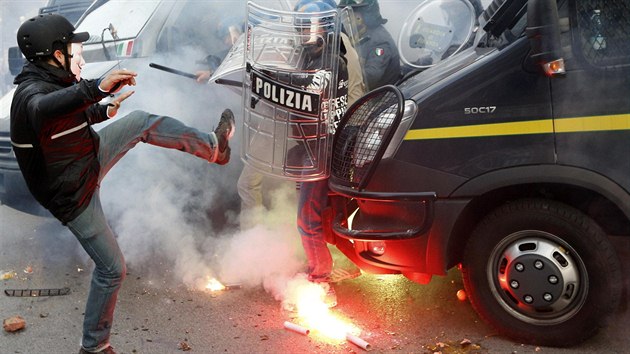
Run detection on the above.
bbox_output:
[148,62,197,80]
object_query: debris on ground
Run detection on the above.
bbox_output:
[3,315,26,332]
[23,266,33,274]
[4,288,71,297]
[425,339,485,353]
[1,271,16,280]
[178,341,192,351]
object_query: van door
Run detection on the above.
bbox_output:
[551,0,630,192]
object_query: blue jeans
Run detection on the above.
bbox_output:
[67,110,217,352]
[297,179,333,281]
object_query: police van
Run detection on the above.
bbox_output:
[327,0,629,347]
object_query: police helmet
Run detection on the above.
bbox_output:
[295,1,337,37]
[295,1,337,57]
[17,14,89,61]
[294,0,337,11]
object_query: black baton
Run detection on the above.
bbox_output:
[149,63,197,79]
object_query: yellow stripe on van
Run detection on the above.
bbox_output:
[554,114,630,133]
[404,114,630,141]
[404,120,553,140]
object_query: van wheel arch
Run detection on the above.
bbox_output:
[445,180,630,268]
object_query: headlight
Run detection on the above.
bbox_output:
[368,241,386,256]
[382,100,417,159]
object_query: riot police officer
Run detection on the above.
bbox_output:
[338,0,401,90]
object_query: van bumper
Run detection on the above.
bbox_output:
[328,184,440,283]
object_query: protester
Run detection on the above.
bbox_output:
[10,14,235,354]
[338,0,401,90]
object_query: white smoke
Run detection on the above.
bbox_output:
[96,57,308,291]
[85,1,336,306]
[2,0,335,307]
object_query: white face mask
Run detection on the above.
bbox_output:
[70,43,85,81]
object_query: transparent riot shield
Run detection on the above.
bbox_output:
[208,33,247,95]
[242,2,340,181]
[398,0,475,69]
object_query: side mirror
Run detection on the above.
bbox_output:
[8,47,25,76]
[526,0,565,77]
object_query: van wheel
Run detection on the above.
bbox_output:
[461,198,621,347]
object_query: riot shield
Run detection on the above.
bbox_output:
[242,2,341,181]
[208,33,247,95]
[398,0,476,69]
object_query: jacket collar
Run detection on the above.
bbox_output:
[14,62,77,87]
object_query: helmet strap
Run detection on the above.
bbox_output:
[61,45,73,73]
[50,45,73,74]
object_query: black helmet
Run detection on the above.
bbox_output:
[17,14,89,61]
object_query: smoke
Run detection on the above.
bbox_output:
[79,0,362,307]
[216,182,307,300]
[93,45,310,299]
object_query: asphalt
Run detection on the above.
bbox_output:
[1,202,629,354]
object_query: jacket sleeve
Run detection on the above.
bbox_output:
[27,79,109,120]
[85,103,109,125]
[363,40,396,89]
[341,34,367,106]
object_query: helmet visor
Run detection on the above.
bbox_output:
[70,31,90,43]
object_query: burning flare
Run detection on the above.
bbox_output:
[205,278,226,291]
[286,277,361,341]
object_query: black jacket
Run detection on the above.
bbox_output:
[10,62,110,223]
[357,25,401,91]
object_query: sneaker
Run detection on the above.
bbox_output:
[213,109,235,165]
[79,345,116,354]
[329,266,362,283]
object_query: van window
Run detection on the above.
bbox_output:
[39,0,94,24]
[574,0,630,67]
[75,0,160,43]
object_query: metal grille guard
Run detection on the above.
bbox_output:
[330,85,404,190]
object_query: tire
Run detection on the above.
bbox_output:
[461,198,622,347]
